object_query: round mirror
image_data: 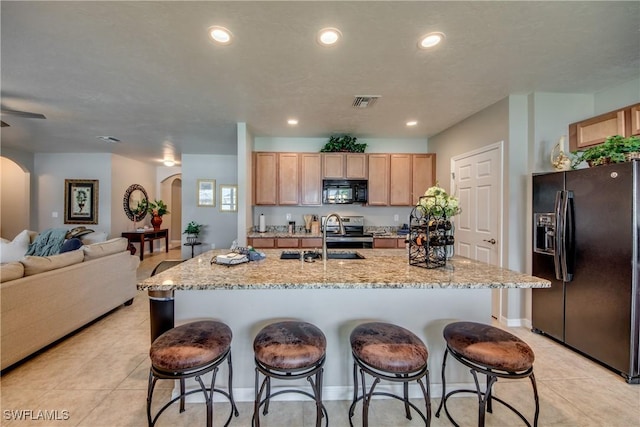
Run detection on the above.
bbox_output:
[123,184,149,221]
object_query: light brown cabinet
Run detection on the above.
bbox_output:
[375,153,436,206]
[389,154,412,206]
[249,238,275,248]
[278,153,299,205]
[569,103,640,151]
[300,238,322,248]
[367,154,390,205]
[300,153,322,205]
[254,153,277,205]
[373,238,405,249]
[411,154,436,204]
[322,153,367,179]
[276,238,299,248]
[249,237,321,249]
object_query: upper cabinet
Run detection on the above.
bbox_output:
[322,153,367,179]
[253,151,436,207]
[569,103,640,151]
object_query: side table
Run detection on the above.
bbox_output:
[184,241,202,258]
[121,229,169,261]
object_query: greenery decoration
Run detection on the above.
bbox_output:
[147,199,169,217]
[417,184,461,217]
[571,135,640,168]
[320,135,367,153]
[183,221,204,237]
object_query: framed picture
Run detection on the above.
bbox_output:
[219,184,238,212]
[197,179,216,207]
[64,179,99,224]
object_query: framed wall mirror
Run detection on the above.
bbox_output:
[197,179,216,207]
[219,184,238,212]
[123,184,149,221]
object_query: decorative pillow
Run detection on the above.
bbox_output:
[60,238,83,253]
[83,237,128,261]
[79,231,108,245]
[0,230,31,263]
[0,262,25,282]
[21,250,84,276]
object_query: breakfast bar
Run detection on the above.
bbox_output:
[138,248,550,402]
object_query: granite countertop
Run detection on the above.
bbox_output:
[247,232,406,239]
[138,249,550,291]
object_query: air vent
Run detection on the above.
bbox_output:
[352,95,380,108]
[96,136,121,143]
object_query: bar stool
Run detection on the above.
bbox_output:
[435,321,539,427]
[252,320,328,427]
[349,321,431,427]
[147,320,239,427]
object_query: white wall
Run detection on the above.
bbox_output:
[237,123,254,246]
[254,137,428,153]
[1,148,36,231]
[594,77,640,114]
[181,153,238,257]
[0,157,30,239]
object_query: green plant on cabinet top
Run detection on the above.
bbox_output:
[320,135,367,153]
[571,135,640,168]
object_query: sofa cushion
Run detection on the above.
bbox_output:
[0,262,25,282]
[21,250,84,276]
[82,237,128,261]
[0,230,31,263]
[60,238,83,253]
[79,231,108,245]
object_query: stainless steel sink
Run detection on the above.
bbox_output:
[326,251,365,259]
[280,251,301,260]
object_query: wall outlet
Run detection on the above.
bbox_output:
[394,214,399,221]
[51,211,58,218]
[286,213,292,221]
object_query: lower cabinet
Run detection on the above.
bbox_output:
[249,237,322,249]
[373,238,407,249]
[276,238,299,248]
[248,238,275,248]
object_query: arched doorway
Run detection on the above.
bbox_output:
[1,156,30,239]
[160,174,182,248]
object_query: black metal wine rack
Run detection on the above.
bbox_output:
[409,196,454,269]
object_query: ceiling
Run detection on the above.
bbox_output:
[1,1,639,165]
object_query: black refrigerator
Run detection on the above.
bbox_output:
[532,161,640,383]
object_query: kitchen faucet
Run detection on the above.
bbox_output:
[322,213,345,270]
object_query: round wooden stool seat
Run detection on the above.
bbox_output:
[443,321,534,372]
[254,320,326,370]
[350,322,428,373]
[150,320,232,372]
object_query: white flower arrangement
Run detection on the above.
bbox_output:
[418,184,461,217]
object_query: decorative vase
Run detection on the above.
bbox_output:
[151,215,163,230]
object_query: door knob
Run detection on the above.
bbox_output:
[483,238,497,245]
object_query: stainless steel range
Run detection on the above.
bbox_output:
[321,215,373,248]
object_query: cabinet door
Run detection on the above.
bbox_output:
[254,152,277,205]
[278,153,299,205]
[367,154,389,205]
[373,238,398,249]
[569,109,626,151]
[276,238,299,248]
[301,153,322,205]
[346,154,367,179]
[300,238,322,248]
[249,238,275,248]
[412,154,436,204]
[389,154,412,205]
[630,104,640,136]
[322,153,345,178]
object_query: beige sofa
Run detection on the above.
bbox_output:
[0,237,140,370]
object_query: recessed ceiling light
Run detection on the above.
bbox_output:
[406,121,418,127]
[418,32,445,49]
[317,27,342,46]
[208,26,233,45]
[287,119,299,125]
[163,159,176,167]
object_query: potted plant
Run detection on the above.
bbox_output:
[183,221,204,243]
[147,199,169,230]
[620,135,640,160]
[320,135,367,153]
[571,135,630,167]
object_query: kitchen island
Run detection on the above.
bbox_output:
[138,249,549,402]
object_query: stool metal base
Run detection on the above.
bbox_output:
[252,356,328,427]
[435,347,539,427]
[349,353,431,427]
[147,348,239,427]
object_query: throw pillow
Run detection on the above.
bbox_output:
[0,230,31,263]
[22,250,84,276]
[60,238,83,253]
[0,262,25,282]
[82,237,128,261]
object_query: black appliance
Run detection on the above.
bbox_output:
[532,161,640,383]
[322,180,367,204]
[321,215,373,248]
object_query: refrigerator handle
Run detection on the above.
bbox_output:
[553,190,564,281]
[561,190,574,282]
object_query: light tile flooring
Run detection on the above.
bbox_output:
[1,248,639,426]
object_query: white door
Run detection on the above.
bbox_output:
[451,142,503,319]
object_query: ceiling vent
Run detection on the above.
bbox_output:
[97,136,121,143]
[352,95,380,108]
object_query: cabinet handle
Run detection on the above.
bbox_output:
[483,238,497,245]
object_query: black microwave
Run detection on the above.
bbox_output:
[322,180,367,204]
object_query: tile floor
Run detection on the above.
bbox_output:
[1,248,639,426]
